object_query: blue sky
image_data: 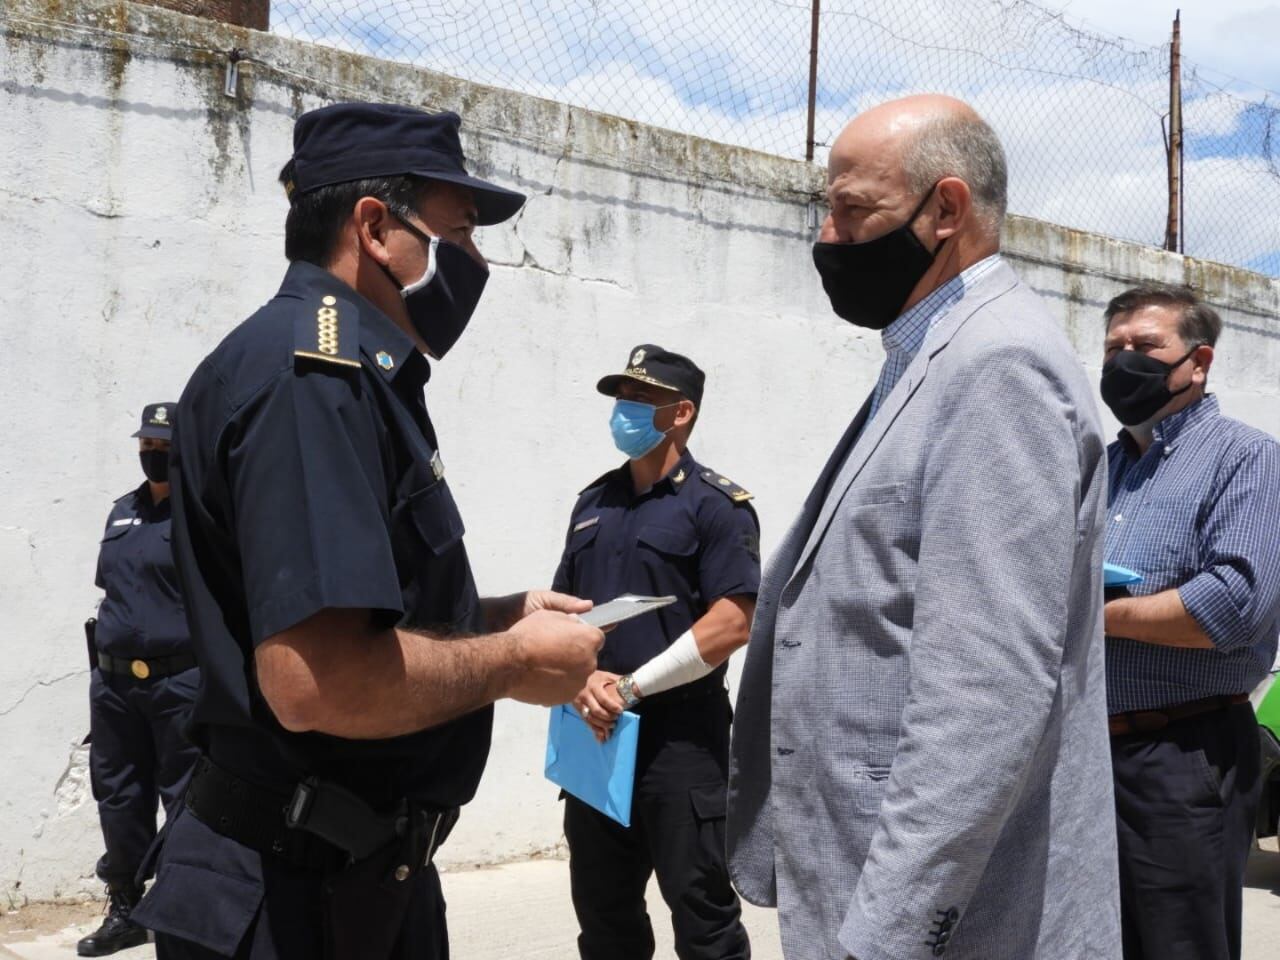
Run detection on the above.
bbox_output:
[270,0,1280,275]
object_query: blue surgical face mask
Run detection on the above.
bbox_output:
[610,399,678,460]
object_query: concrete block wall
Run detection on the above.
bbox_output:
[1,0,1276,904]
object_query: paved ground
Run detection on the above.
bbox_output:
[4,842,1278,958]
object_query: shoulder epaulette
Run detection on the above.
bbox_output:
[294,294,361,370]
[699,469,753,503]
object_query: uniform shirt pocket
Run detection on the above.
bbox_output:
[636,524,698,557]
[408,480,466,556]
[567,521,601,553]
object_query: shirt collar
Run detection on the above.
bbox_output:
[278,261,429,388]
[615,448,696,499]
[1153,394,1218,449]
[662,448,697,492]
[881,253,1003,356]
[1117,394,1218,458]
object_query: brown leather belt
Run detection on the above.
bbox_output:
[1108,693,1249,737]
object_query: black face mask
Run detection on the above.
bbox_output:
[381,214,489,359]
[811,185,942,330]
[1100,345,1198,427]
[140,449,169,484]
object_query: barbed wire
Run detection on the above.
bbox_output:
[266,0,1280,278]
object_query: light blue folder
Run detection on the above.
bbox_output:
[544,704,640,827]
[1104,562,1143,586]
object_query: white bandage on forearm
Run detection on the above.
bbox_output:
[631,630,712,697]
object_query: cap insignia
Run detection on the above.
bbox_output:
[153,406,168,424]
[632,348,646,366]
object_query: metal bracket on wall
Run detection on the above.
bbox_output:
[224,48,243,99]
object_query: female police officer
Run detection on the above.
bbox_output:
[79,403,200,957]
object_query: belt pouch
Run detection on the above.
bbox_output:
[322,823,419,960]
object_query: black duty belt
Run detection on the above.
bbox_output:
[185,755,458,874]
[97,651,197,680]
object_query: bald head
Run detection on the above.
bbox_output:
[828,95,1008,239]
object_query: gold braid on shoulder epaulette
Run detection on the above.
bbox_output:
[295,295,361,369]
[699,469,753,502]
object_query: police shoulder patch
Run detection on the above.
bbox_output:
[700,469,753,503]
[293,294,361,370]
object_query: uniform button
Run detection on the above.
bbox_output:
[394,865,410,882]
[933,947,946,957]
[946,908,959,922]
[1113,513,1123,522]
[937,930,951,943]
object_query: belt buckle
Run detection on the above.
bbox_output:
[130,659,151,680]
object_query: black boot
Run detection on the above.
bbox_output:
[76,883,149,956]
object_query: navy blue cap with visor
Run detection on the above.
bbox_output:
[132,402,177,440]
[285,103,526,225]
[597,344,706,409]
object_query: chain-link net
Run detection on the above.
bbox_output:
[269,0,1279,276]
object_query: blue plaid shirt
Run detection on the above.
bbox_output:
[1105,395,1280,712]
[867,254,1003,421]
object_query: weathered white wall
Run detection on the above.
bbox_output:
[2,0,1277,904]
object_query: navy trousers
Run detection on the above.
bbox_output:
[89,666,200,885]
[564,690,749,960]
[1112,702,1263,960]
[141,807,449,960]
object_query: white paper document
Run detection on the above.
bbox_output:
[576,594,676,629]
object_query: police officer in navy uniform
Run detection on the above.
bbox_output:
[129,103,603,960]
[79,402,200,957]
[553,346,759,960]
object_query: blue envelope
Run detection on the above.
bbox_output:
[544,704,640,827]
[1104,562,1143,586]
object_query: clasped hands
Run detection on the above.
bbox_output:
[573,670,625,743]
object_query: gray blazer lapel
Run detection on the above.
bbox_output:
[786,261,1021,584]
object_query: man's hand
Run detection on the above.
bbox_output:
[505,610,604,706]
[483,590,593,632]
[522,590,593,618]
[573,670,623,742]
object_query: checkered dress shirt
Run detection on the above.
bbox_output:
[1105,394,1280,712]
[867,253,1004,422]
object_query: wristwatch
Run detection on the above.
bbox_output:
[615,674,643,709]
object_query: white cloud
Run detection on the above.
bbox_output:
[266,0,1280,273]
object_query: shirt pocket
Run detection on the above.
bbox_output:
[408,479,466,556]
[99,523,134,544]
[1128,495,1202,582]
[636,524,698,558]
[566,521,601,554]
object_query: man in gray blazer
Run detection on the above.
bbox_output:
[726,95,1121,960]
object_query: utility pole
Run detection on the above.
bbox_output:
[805,0,821,162]
[1164,10,1183,252]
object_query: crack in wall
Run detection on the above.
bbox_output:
[0,671,81,717]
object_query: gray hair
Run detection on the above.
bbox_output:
[901,113,1008,236]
